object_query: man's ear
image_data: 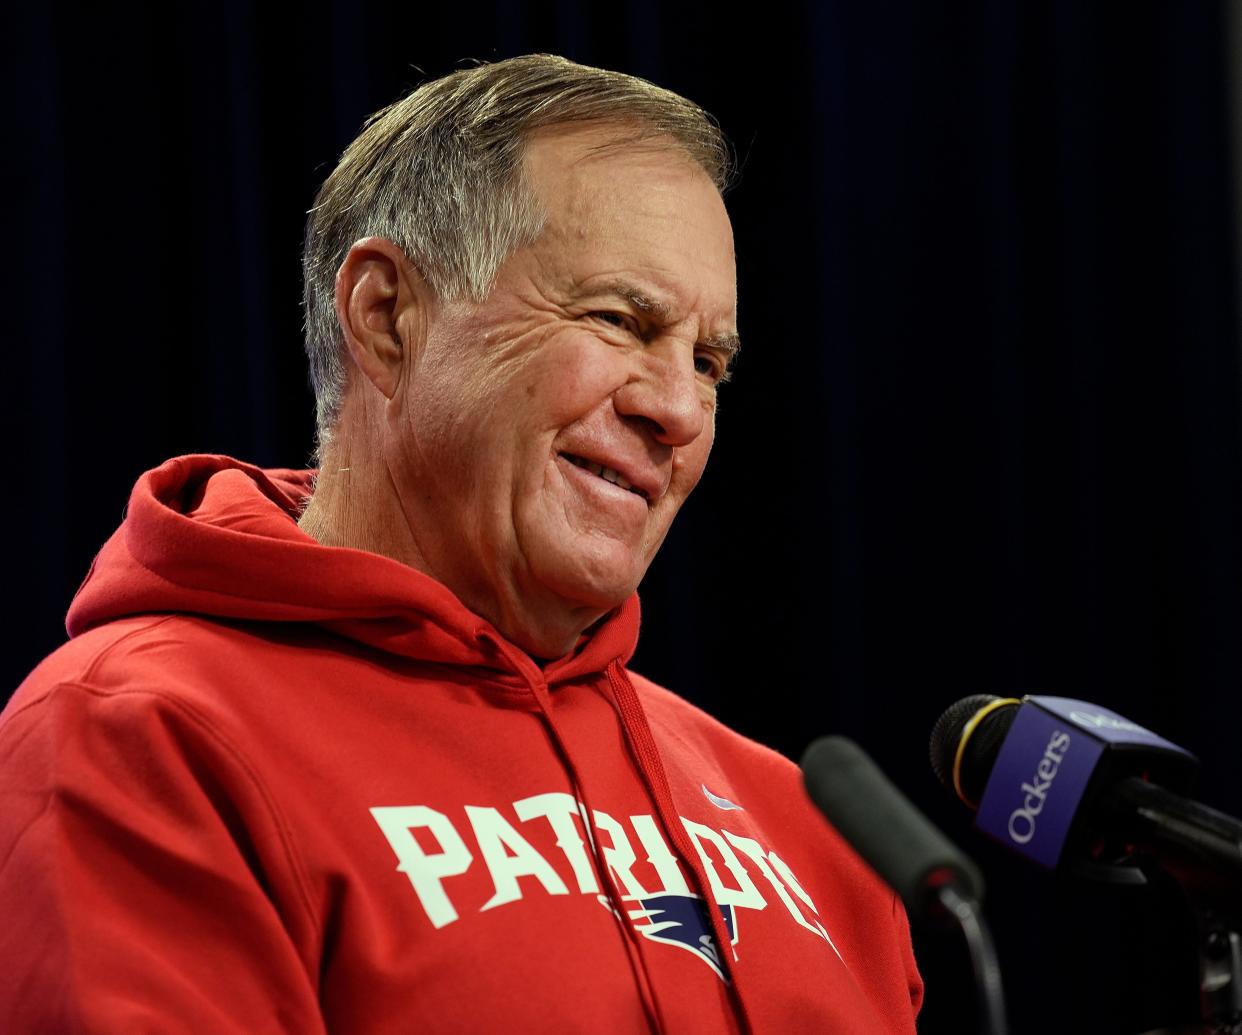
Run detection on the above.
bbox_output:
[334,237,430,402]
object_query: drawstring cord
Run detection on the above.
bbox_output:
[606,661,757,1035]
[481,633,667,1035]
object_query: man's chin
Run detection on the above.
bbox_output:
[539,554,643,613]
[517,533,643,602]
[499,539,646,651]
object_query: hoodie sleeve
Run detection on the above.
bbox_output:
[893,892,925,1019]
[0,681,327,1034]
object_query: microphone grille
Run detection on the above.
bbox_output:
[929,694,1024,807]
[929,694,999,788]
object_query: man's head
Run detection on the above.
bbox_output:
[303,54,734,443]
[301,56,739,657]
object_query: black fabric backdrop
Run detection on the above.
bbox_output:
[7,3,1241,1032]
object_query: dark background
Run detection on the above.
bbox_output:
[7,2,1241,1032]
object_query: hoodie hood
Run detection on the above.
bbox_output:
[67,455,640,685]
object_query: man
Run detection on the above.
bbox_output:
[0,56,921,1032]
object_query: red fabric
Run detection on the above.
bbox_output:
[1,455,922,1033]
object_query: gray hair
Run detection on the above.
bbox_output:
[301,53,734,449]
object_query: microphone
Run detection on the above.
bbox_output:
[804,735,984,920]
[929,695,1242,911]
[802,736,1007,1034]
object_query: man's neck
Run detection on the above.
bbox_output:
[299,427,612,660]
[297,435,426,572]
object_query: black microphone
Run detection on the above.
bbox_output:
[802,736,1007,1035]
[804,735,983,919]
[929,694,1242,913]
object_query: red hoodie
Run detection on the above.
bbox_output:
[0,455,922,1033]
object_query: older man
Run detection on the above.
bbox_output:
[0,56,920,1032]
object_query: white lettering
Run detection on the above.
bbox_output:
[765,850,828,932]
[1068,711,1149,735]
[370,805,473,929]
[630,814,691,895]
[1006,729,1072,844]
[591,810,651,897]
[767,849,847,965]
[1008,809,1036,844]
[724,830,834,948]
[465,805,569,911]
[681,818,767,910]
[372,795,844,956]
[513,792,599,894]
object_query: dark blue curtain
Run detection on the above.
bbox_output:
[8,3,1240,1031]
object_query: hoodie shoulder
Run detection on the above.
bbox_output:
[625,669,797,777]
[7,615,235,719]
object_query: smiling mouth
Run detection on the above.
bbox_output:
[561,453,649,500]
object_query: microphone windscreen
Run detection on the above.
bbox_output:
[801,735,985,920]
[929,695,1021,807]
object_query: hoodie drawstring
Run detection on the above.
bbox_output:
[605,661,757,1035]
[482,633,667,1035]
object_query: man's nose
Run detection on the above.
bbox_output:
[613,341,706,447]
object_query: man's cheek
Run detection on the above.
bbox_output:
[671,442,712,482]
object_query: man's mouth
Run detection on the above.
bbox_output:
[561,453,649,500]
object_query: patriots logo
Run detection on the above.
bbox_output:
[599,892,738,981]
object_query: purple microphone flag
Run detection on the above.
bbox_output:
[973,696,1194,869]
[1033,696,1191,754]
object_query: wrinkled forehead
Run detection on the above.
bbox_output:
[510,123,738,334]
[529,125,734,252]
[523,118,716,171]
[522,122,728,222]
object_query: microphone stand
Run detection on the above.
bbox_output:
[1098,779,1242,1034]
[931,883,1008,1035]
[1193,910,1242,1035]
[1134,906,1241,1035]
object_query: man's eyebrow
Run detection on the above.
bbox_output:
[596,280,741,358]
[702,331,741,360]
[598,280,673,320]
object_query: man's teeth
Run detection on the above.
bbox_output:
[566,454,642,496]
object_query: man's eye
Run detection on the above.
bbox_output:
[590,311,630,329]
[694,354,728,383]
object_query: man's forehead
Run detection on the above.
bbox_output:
[523,123,724,214]
[518,123,737,327]
[524,120,698,168]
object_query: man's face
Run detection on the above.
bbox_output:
[388,124,738,654]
